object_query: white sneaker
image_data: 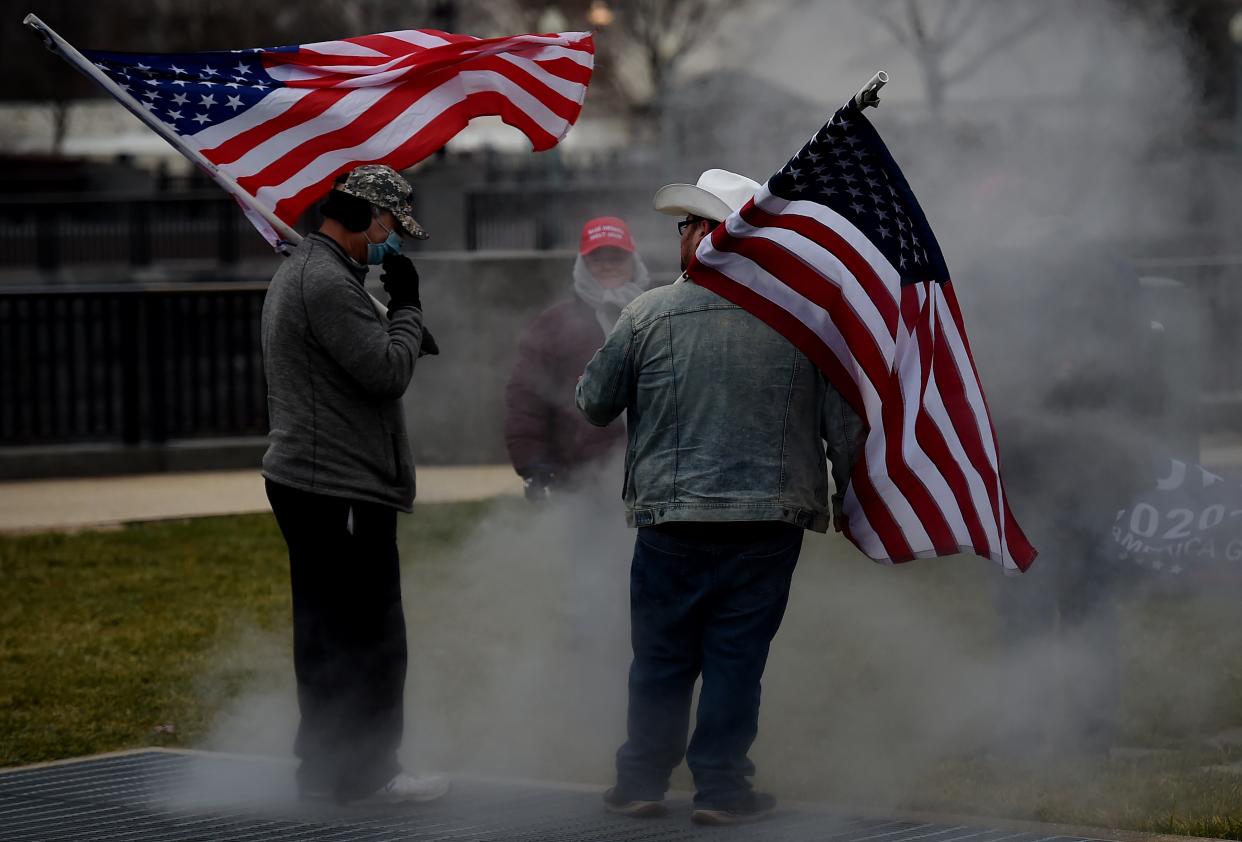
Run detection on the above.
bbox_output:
[371,772,451,803]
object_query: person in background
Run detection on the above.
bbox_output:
[504,216,651,498]
[261,165,445,805]
[504,217,654,676]
[968,241,1159,760]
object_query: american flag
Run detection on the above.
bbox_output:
[688,101,1036,572]
[82,29,594,242]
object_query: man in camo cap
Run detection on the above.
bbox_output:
[335,164,430,241]
[261,163,444,805]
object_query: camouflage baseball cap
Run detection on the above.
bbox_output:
[336,164,429,240]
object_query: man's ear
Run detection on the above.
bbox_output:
[321,190,373,232]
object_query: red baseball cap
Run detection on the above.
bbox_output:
[579,216,636,255]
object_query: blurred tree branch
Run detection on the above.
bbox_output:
[859,0,1242,123]
[940,8,1049,87]
[857,0,1048,117]
[607,0,745,107]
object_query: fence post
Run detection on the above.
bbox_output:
[119,293,142,445]
[144,294,168,443]
[218,199,240,265]
[535,193,554,250]
[129,201,151,268]
[465,192,478,251]
[35,207,60,274]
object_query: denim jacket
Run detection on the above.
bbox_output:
[576,277,863,532]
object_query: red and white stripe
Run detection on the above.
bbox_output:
[186,29,594,229]
[690,183,1036,571]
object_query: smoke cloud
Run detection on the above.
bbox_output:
[188,0,1242,826]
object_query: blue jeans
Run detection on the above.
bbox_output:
[615,523,802,807]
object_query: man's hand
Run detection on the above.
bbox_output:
[381,254,420,311]
[518,465,558,503]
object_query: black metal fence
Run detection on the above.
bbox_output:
[0,184,662,270]
[464,184,657,251]
[0,284,268,446]
[0,193,276,272]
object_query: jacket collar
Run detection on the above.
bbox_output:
[307,231,368,284]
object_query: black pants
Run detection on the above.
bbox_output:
[266,480,407,800]
[616,522,802,807]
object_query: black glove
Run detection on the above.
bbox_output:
[381,254,420,311]
[419,325,440,357]
[518,465,558,502]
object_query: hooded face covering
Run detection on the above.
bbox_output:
[572,252,651,334]
[365,217,403,265]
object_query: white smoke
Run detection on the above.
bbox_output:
[189,0,1242,828]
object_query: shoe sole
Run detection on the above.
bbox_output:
[691,807,774,826]
[365,780,452,805]
[605,801,668,818]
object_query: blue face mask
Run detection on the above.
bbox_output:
[365,219,403,265]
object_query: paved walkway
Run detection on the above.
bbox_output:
[3,437,1240,535]
[0,466,522,533]
[1202,437,1242,472]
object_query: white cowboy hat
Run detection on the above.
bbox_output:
[653,168,761,223]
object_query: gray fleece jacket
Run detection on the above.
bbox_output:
[261,232,424,511]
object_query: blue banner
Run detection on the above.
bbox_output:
[1111,460,1242,576]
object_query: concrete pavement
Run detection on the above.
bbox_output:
[4,437,1240,534]
[0,466,522,533]
[1202,435,1242,473]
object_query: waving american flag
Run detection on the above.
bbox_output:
[83,29,594,241]
[688,101,1036,572]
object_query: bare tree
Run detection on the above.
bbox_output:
[272,1,437,40]
[5,1,132,152]
[602,0,746,122]
[857,0,1048,117]
[458,0,547,35]
[9,0,755,153]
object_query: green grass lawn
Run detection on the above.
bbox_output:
[0,501,491,766]
[2,499,1241,839]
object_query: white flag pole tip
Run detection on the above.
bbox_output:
[853,70,889,110]
[24,14,54,47]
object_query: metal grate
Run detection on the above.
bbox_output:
[0,751,1113,842]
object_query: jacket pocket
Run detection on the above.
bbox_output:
[737,528,804,562]
[636,528,692,559]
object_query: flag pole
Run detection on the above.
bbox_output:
[853,70,889,110]
[22,14,400,320]
[22,13,304,251]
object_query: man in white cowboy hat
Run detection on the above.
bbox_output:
[577,169,862,826]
